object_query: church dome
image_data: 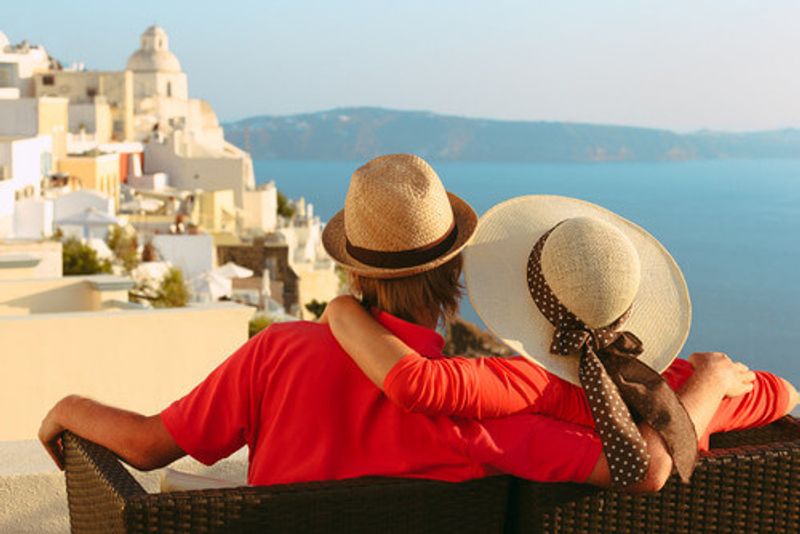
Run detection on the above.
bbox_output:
[126,26,182,73]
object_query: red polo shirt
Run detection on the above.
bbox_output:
[161,313,603,486]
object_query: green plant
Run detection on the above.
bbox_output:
[304,299,327,320]
[277,190,296,218]
[106,225,139,272]
[78,148,107,157]
[249,314,274,338]
[152,267,190,308]
[62,237,112,275]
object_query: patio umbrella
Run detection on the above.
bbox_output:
[191,271,232,302]
[56,208,123,239]
[120,197,163,213]
[213,261,254,279]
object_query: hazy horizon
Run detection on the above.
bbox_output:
[4,0,800,133]
[223,105,800,135]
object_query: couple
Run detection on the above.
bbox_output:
[40,154,798,492]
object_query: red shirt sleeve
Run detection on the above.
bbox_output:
[464,414,603,483]
[160,331,264,465]
[661,359,791,450]
[383,352,592,424]
[384,354,792,449]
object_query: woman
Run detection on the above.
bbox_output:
[322,194,798,463]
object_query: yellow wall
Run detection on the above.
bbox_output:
[0,275,134,316]
[197,189,237,234]
[0,241,62,280]
[36,98,68,161]
[0,278,95,315]
[0,302,254,439]
[34,71,134,141]
[58,154,120,209]
[294,264,341,320]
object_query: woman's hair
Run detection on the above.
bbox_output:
[348,254,463,326]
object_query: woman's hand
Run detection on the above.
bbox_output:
[687,352,756,398]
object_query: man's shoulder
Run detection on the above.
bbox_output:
[256,320,335,347]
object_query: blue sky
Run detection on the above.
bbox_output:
[4,0,799,131]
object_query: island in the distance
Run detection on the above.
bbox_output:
[223,107,800,163]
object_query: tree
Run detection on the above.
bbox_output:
[277,190,296,218]
[304,299,327,319]
[106,225,139,272]
[248,314,274,338]
[62,237,112,275]
[152,267,190,308]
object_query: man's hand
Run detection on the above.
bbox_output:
[688,352,756,398]
[38,395,186,471]
[38,396,71,470]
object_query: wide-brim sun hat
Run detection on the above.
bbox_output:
[322,154,478,279]
[464,195,691,386]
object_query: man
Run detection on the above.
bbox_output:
[39,154,766,491]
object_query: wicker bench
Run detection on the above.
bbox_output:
[63,416,800,533]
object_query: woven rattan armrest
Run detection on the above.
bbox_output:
[506,415,800,534]
[62,431,511,534]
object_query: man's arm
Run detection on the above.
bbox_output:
[39,395,185,471]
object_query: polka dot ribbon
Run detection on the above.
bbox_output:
[527,226,698,488]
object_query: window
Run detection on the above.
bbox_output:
[40,152,52,176]
[42,75,55,86]
[166,81,172,97]
[86,87,98,98]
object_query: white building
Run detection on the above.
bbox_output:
[127,25,189,136]
[276,200,340,318]
[13,197,54,239]
[0,32,52,97]
[152,233,215,280]
[242,181,277,234]
[144,132,255,207]
[0,134,53,197]
[125,26,255,207]
[53,189,114,221]
[0,134,53,238]
[0,95,68,158]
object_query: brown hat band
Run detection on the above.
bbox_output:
[527,224,698,488]
[345,221,458,269]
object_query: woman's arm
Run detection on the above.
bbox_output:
[323,295,570,419]
[324,296,793,433]
[322,295,412,387]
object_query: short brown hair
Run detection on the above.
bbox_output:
[348,255,463,326]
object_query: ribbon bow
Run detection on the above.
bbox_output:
[528,227,698,488]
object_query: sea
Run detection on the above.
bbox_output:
[255,159,800,388]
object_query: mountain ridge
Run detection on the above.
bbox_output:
[223,107,800,162]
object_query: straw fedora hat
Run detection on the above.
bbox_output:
[464,195,691,385]
[322,154,478,279]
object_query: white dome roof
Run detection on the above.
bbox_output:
[126,25,182,73]
[0,31,10,50]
